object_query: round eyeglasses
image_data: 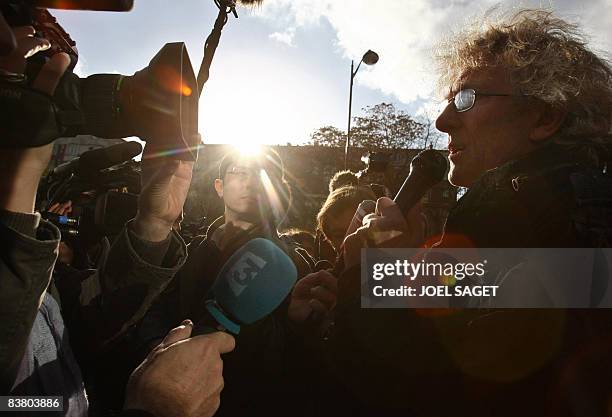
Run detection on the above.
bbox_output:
[449,88,520,113]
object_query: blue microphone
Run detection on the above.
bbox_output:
[196,238,298,335]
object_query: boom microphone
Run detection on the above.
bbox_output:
[195,238,298,335]
[393,149,448,214]
[52,141,143,178]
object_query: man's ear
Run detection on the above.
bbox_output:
[528,102,567,143]
[214,178,224,198]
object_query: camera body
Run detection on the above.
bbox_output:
[0,1,199,160]
[40,159,140,245]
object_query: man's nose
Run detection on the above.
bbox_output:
[244,170,261,188]
[435,102,459,133]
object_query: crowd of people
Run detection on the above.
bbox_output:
[1,6,612,417]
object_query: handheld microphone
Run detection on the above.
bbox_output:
[393,149,448,214]
[331,151,447,277]
[327,200,376,276]
[195,238,298,335]
[52,141,143,178]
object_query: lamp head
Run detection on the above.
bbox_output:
[362,49,379,65]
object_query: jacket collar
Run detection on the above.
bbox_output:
[471,143,597,192]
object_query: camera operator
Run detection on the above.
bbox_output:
[0,25,234,417]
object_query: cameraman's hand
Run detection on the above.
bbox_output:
[342,197,424,270]
[124,320,235,417]
[0,26,70,213]
[48,200,73,216]
[132,145,194,242]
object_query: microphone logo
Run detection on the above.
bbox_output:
[228,252,267,296]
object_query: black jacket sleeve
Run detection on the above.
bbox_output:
[57,220,188,360]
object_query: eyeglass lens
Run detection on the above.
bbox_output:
[454,89,475,112]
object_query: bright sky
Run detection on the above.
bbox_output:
[52,0,611,148]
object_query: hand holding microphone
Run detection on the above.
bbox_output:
[342,197,424,270]
[125,320,235,417]
[340,149,448,271]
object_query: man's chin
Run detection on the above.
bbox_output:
[228,205,259,219]
[236,210,260,219]
[448,168,471,188]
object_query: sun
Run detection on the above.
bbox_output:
[197,51,319,147]
[231,142,262,158]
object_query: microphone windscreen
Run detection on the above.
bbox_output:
[210,238,297,327]
[394,149,448,215]
[78,141,142,175]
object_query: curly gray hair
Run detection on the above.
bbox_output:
[435,9,612,141]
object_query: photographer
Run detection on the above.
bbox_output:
[0,23,234,417]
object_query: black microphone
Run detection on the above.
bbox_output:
[393,149,448,214]
[52,141,143,178]
[331,151,447,277]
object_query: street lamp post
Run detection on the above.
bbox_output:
[345,49,379,168]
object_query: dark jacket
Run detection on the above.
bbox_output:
[328,144,612,417]
[441,143,612,248]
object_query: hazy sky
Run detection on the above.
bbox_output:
[52,0,612,148]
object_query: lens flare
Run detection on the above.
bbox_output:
[153,64,192,96]
[182,85,192,97]
[141,143,203,159]
[258,169,286,225]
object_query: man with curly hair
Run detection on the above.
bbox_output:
[434,8,612,247]
[328,9,612,417]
